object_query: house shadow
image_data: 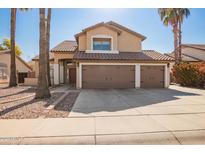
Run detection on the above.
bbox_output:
[67,88,201,114]
[0,87,36,99]
[0,94,54,117]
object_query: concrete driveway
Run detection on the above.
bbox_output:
[68,85,205,144]
[70,85,205,117]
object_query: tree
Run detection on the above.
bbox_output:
[158,8,190,63]
[9,8,17,87]
[46,8,52,86]
[177,9,190,61]
[0,38,22,56]
[35,8,51,99]
[9,8,29,87]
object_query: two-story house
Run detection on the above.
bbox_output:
[33,21,174,88]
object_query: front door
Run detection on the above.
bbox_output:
[69,68,76,84]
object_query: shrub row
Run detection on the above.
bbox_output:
[172,62,205,88]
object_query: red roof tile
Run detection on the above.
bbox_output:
[73,50,174,61]
[51,40,77,52]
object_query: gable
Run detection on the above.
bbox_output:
[78,25,119,51]
[106,21,146,41]
[0,52,32,72]
[76,22,144,52]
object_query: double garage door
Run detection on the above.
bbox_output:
[82,65,164,89]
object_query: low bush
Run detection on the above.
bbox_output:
[172,62,205,88]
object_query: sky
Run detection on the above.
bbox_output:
[0,8,205,62]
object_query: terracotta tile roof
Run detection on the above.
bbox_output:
[182,44,205,51]
[165,52,202,62]
[73,50,174,61]
[32,52,54,61]
[51,40,77,52]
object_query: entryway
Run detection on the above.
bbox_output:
[64,62,76,86]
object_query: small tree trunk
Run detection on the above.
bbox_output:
[178,22,182,62]
[9,8,17,87]
[46,8,51,86]
[173,23,179,64]
[35,8,50,99]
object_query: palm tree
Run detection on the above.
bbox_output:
[158,8,190,63]
[9,8,29,87]
[46,8,52,86]
[9,8,17,87]
[35,8,51,99]
[177,9,190,61]
[158,8,179,63]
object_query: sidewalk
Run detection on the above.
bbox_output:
[0,115,205,144]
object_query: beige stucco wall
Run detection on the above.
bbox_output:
[34,61,39,77]
[33,60,54,78]
[117,30,141,52]
[24,78,38,86]
[0,53,31,78]
[183,47,205,61]
[53,52,74,63]
[77,25,142,52]
[78,33,87,51]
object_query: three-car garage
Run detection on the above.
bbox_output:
[79,64,168,89]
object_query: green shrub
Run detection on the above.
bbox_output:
[172,62,205,88]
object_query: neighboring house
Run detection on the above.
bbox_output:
[33,21,174,88]
[165,44,205,72]
[0,50,32,84]
[166,44,205,62]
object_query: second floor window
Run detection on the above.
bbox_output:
[93,38,111,50]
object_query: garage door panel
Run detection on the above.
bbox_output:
[82,65,135,89]
[141,66,164,88]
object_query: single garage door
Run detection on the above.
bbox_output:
[82,65,135,89]
[140,65,164,88]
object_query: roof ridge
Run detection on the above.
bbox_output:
[106,21,146,41]
[182,44,205,52]
[64,40,76,42]
[182,43,205,46]
[141,50,155,52]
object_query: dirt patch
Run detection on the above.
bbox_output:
[0,92,64,119]
[45,92,80,118]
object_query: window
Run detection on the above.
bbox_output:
[0,68,8,80]
[93,38,111,50]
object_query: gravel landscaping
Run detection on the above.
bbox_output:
[0,87,36,103]
[0,86,34,97]
[0,92,64,119]
[0,86,80,119]
[45,92,80,118]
